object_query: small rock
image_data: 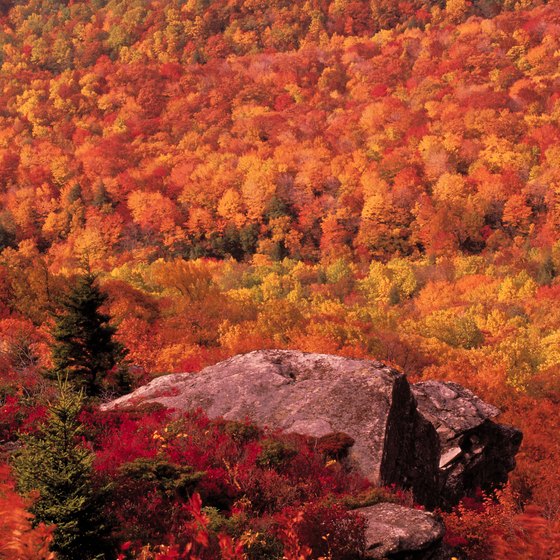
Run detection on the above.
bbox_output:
[356,503,445,559]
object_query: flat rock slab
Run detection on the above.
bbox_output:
[357,503,445,559]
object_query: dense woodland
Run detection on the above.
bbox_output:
[1,0,560,557]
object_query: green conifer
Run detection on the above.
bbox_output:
[11,379,111,559]
[50,273,127,397]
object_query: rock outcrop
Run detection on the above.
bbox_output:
[356,503,445,559]
[102,349,521,508]
[412,381,523,507]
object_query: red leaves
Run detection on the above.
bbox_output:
[0,396,46,442]
[84,406,373,557]
[370,84,388,98]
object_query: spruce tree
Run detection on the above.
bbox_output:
[50,273,127,397]
[11,379,111,559]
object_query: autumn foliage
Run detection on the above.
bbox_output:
[1,0,560,557]
[0,463,55,560]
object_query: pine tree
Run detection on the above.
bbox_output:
[11,379,111,560]
[50,273,127,397]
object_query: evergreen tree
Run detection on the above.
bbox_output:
[50,273,127,397]
[11,379,111,560]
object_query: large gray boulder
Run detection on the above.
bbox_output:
[102,350,520,508]
[103,349,438,502]
[357,503,445,559]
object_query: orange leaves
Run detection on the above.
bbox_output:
[502,194,533,236]
[2,0,560,266]
[150,259,218,303]
[0,316,50,373]
[445,0,472,24]
[239,156,278,221]
[442,486,520,559]
[277,512,312,560]
[491,506,560,560]
[0,463,55,560]
[128,191,182,236]
[217,189,246,227]
[2,2,560,557]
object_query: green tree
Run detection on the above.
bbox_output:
[50,273,127,397]
[11,379,111,559]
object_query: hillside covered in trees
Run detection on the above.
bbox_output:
[1,0,560,558]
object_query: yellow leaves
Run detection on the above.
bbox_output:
[217,189,246,227]
[441,132,463,155]
[50,155,72,186]
[227,287,256,306]
[360,259,417,304]
[432,173,467,203]
[373,28,396,47]
[494,328,542,390]
[240,529,263,548]
[388,259,418,299]
[422,308,484,349]
[239,157,278,220]
[15,86,50,137]
[260,272,289,302]
[453,255,485,278]
[540,331,560,370]
[49,73,77,113]
[445,0,471,23]
[150,259,218,303]
[358,173,413,256]
[544,145,560,168]
[72,212,124,269]
[41,209,67,243]
[360,261,393,303]
[479,309,514,338]
[284,83,303,104]
[480,135,533,173]
[232,104,270,120]
[325,258,355,285]
[361,191,387,220]
[157,343,200,374]
[498,277,522,302]
[286,282,305,305]
[497,272,537,303]
[218,321,255,353]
